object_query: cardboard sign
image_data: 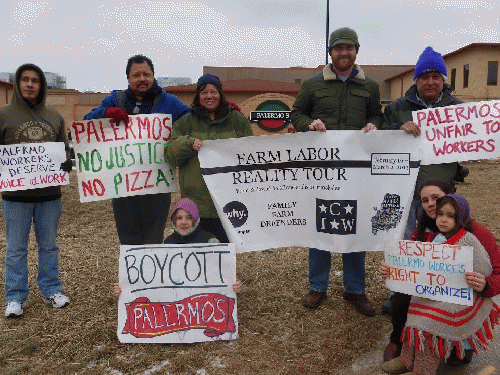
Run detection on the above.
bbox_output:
[199,130,421,253]
[413,100,500,165]
[0,142,68,191]
[117,243,238,344]
[71,114,177,202]
[385,240,473,306]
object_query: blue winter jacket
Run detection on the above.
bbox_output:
[84,80,189,121]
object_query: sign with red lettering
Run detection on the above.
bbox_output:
[385,240,473,305]
[117,243,238,343]
[71,114,176,202]
[413,100,500,165]
[0,142,68,192]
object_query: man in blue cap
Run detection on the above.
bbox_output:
[381,47,464,363]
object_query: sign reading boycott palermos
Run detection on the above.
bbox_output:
[199,130,421,253]
[385,240,473,306]
[0,142,68,192]
[117,243,238,344]
[413,99,500,165]
[71,114,176,202]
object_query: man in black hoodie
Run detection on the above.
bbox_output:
[0,64,72,318]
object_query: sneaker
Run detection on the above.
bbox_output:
[343,292,376,317]
[43,293,70,308]
[380,356,409,374]
[302,290,327,309]
[5,301,26,318]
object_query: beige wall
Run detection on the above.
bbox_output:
[446,45,500,101]
[204,66,318,85]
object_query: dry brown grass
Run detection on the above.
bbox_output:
[0,162,499,375]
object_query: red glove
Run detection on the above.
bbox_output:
[105,107,129,125]
[228,101,243,114]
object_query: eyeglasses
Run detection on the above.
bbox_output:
[133,101,142,114]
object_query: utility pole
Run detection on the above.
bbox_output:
[325,0,330,65]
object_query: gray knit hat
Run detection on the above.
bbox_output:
[328,27,360,52]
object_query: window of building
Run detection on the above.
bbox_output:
[487,61,498,85]
[450,68,456,91]
[295,79,301,84]
[463,64,469,88]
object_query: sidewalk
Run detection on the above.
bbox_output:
[342,295,500,375]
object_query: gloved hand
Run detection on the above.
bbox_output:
[105,107,129,125]
[228,101,243,113]
[60,159,73,173]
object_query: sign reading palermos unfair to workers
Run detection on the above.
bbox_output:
[385,240,473,306]
[0,142,69,192]
[199,130,421,253]
[413,100,500,165]
[71,114,176,202]
[117,243,238,344]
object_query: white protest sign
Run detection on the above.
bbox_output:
[71,114,177,202]
[0,142,68,191]
[412,100,500,165]
[199,130,421,253]
[385,240,473,306]
[117,243,238,344]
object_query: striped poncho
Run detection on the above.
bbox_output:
[403,229,500,360]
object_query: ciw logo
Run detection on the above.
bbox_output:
[223,201,248,228]
[316,199,357,235]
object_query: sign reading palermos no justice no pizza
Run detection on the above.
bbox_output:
[71,114,177,202]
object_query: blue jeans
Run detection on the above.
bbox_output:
[2,199,63,303]
[309,248,366,294]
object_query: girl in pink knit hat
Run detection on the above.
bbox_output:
[113,198,241,295]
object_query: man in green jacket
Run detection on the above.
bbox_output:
[291,27,382,317]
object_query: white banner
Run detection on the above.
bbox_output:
[413,100,500,165]
[199,130,421,253]
[385,240,473,306]
[71,114,177,202]
[117,243,238,344]
[0,142,68,191]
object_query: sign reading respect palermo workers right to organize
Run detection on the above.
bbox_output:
[199,130,421,253]
[414,99,500,165]
[385,240,473,306]
[71,114,177,202]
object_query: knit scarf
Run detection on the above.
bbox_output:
[403,229,500,360]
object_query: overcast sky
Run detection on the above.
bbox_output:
[1,1,499,92]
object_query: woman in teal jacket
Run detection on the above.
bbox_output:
[165,74,253,242]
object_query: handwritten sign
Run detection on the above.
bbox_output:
[0,142,68,192]
[71,114,177,202]
[385,240,473,306]
[199,130,421,253]
[117,243,238,344]
[413,100,500,165]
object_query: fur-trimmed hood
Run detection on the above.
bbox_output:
[322,63,366,81]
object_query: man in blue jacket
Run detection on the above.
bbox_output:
[84,54,189,245]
